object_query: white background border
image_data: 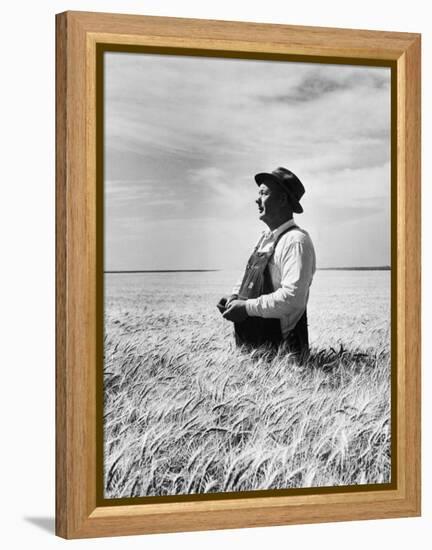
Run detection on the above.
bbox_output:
[1,1,429,547]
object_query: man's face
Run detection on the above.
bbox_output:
[255,181,285,224]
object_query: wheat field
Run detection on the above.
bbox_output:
[103,270,391,498]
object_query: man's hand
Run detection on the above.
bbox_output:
[222,299,248,322]
[216,294,238,314]
[216,295,228,313]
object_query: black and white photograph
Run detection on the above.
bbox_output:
[102,51,392,499]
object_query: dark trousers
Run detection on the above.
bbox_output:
[235,309,309,358]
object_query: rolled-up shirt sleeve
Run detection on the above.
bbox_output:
[245,239,314,319]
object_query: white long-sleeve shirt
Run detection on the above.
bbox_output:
[232,219,316,338]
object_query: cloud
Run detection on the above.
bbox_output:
[258,74,351,104]
[256,66,389,105]
[187,166,250,203]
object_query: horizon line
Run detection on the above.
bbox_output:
[104,266,391,273]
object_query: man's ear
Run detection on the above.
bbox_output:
[280,192,289,206]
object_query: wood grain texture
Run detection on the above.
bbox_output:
[55,12,68,538]
[55,11,421,539]
[403,36,421,513]
[68,10,418,59]
[56,11,98,538]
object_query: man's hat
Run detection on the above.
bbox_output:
[254,166,305,213]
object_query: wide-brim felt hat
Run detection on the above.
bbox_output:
[254,166,305,213]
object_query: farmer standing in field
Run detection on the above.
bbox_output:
[217,167,316,357]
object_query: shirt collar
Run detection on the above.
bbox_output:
[264,219,296,239]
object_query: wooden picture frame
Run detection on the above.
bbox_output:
[56,10,421,539]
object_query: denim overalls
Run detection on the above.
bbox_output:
[234,225,308,354]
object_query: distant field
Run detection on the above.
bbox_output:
[103,270,391,498]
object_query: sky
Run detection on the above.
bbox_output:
[104,52,391,270]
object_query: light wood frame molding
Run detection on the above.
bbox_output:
[55,10,421,539]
